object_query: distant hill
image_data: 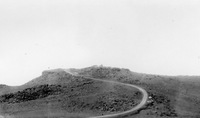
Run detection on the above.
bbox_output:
[0,66,200,118]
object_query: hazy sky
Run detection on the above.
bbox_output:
[1,0,200,85]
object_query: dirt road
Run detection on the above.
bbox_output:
[64,70,148,118]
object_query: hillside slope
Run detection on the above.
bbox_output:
[75,66,200,118]
[0,68,142,118]
[0,66,200,118]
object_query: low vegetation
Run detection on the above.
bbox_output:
[0,84,62,103]
[78,66,200,118]
[1,66,200,118]
[0,73,142,117]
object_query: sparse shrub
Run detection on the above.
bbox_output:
[0,84,63,103]
[146,93,178,117]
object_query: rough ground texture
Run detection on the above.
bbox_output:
[77,66,200,118]
[0,69,142,118]
[1,66,200,118]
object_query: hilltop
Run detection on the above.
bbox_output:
[0,67,142,118]
[0,66,200,118]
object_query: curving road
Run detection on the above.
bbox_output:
[64,70,148,118]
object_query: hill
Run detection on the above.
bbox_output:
[75,66,200,118]
[0,66,200,118]
[0,68,142,118]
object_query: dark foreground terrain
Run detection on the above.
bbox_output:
[0,68,142,118]
[0,66,200,118]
